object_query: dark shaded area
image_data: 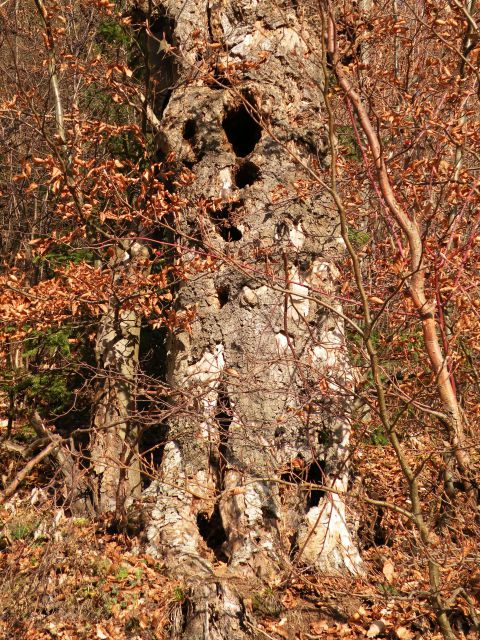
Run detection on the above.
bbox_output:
[280,458,326,510]
[209,66,232,89]
[196,392,231,562]
[209,202,243,242]
[197,506,228,561]
[139,422,168,486]
[139,325,168,378]
[149,9,176,46]
[448,609,477,637]
[183,118,197,141]
[137,326,169,484]
[222,101,262,157]
[216,390,232,475]
[128,4,179,119]
[216,284,230,307]
[305,461,326,509]
[358,503,392,549]
[235,161,261,188]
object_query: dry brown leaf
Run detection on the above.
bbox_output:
[310,619,329,634]
[383,559,395,583]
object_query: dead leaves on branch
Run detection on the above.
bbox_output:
[0,260,181,341]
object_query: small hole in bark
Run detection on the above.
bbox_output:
[220,225,242,242]
[210,67,232,89]
[155,148,167,163]
[373,516,388,546]
[197,506,228,561]
[235,161,260,188]
[183,119,197,141]
[305,461,326,509]
[209,202,243,242]
[217,285,230,307]
[275,221,289,240]
[222,100,262,157]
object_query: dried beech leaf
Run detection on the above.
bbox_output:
[383,559,395,583]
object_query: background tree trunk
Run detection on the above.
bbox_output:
[91,241,149,514]
[139,0,362,634]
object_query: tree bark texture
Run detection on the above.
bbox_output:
[138,0,362,636]
[91,241,149,513]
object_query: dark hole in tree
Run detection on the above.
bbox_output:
[261,501,279,530]
[222,101,262,157]
[136,325,170,488]
[149,10,176,44]
[305,461,326,509]
[279,459,328,553]
[195,390,232,562]
[220,225,242,242]
[155,148,167,163]
[197,506,228,561]
[289,535,299,558]
[280,461,305,557]
[210,67,232,89]
[373,512,389,546]
[183,119,197,141]
[209,202,243,242]
[275,221,289,240]
[449,609,475,636]
[235,161,261,188]
[216,285,230,307]
[140,423,168,488]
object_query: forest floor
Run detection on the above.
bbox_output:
[1,425,478,640]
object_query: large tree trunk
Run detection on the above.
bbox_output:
[141,0,362,635]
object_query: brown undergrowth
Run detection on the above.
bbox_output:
[1,415,479,639]
[0,499,176,640]
[1,479,478,640]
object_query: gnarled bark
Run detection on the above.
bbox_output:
[139,0,362,635]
